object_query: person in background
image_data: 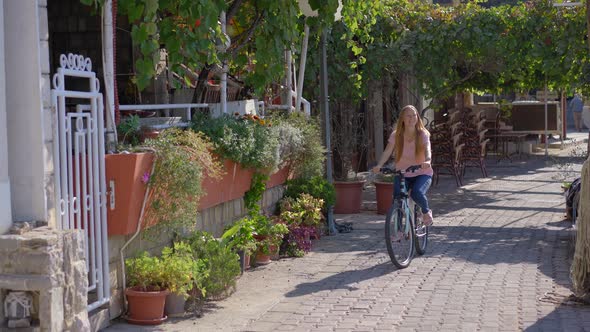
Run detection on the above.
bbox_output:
[569,93,584,132]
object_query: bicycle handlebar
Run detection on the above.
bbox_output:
[380,164,422,175]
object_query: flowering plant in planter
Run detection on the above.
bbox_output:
[269,112,326,179]
[140,128,222,239]
[191,113,280,171]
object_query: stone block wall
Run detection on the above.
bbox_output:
[0,226,89,331]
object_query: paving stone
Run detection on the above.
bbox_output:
[104,151,590,331]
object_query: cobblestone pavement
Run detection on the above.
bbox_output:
[106,149,590,332]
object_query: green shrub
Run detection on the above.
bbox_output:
[117,115,141,146]
[125,252,166,291]
[279,193,324,227]
[271,113,325,178]
[186,231,241,300]
[272,121,304,168]
[191,113,280,171]
[221,218,258,256]
[161,241,201,297]
[284,176,335,207]
[243,172,269,213]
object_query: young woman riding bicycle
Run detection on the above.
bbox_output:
[372,105,434,226]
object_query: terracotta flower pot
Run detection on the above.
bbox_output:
[255,251,272,265]
[125,286,169,325]
[244,253,251,270]
[333,180,365,214]
[375,181,394,215]
[141,128,160,141]
[254,241,278,266]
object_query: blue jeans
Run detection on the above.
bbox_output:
[393,175,432,214]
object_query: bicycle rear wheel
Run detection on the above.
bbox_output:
[414,205,429,255]
[385,205,414,268]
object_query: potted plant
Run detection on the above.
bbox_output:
[186,231,241,300]
[221,218,258,272]
[250,214,289,265]
[279,193,325,236]
[160,241,201,316]
[330,103,366,214]
[374,172,395,215]
[117,115,142,146]
[124,252,169,325]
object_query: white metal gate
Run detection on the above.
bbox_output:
[51,53,110,311]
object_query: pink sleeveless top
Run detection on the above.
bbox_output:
[387,130,433,178]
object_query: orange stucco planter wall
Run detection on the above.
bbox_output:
[198,159,255,211]
[105,152,155,236]
[105,153,291,236]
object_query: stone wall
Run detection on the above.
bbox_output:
[106,185,285,319]
[0,225,89,330]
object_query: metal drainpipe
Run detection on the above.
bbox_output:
[544,81,548,157]
[320,28,336,235]
[119,148,156,312]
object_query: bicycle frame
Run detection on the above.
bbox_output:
[381,164,429,268]
[394,175,413,236]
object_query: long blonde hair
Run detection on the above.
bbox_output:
[394,105,430,163]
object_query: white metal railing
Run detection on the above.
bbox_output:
[51,53,110,312]
[264,91,311,117]
[118,103,209,122]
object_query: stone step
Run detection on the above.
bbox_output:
[88,306,110,332]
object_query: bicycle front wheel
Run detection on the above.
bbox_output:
[385,206,414,268]
[414,205,429,255]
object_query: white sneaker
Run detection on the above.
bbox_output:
[423,210,434,226]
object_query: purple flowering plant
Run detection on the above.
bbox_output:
[141,171,151,184]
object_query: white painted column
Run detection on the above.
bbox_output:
[0,3,12,234]
[4,0,50,224]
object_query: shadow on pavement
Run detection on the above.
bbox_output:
[284,262,396,298]
[428,225,573,288]
[524,302,590,331]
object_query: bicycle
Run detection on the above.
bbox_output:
[380,165,430,268]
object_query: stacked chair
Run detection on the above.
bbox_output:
[430,107,491,187]
[430,111,465,187]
